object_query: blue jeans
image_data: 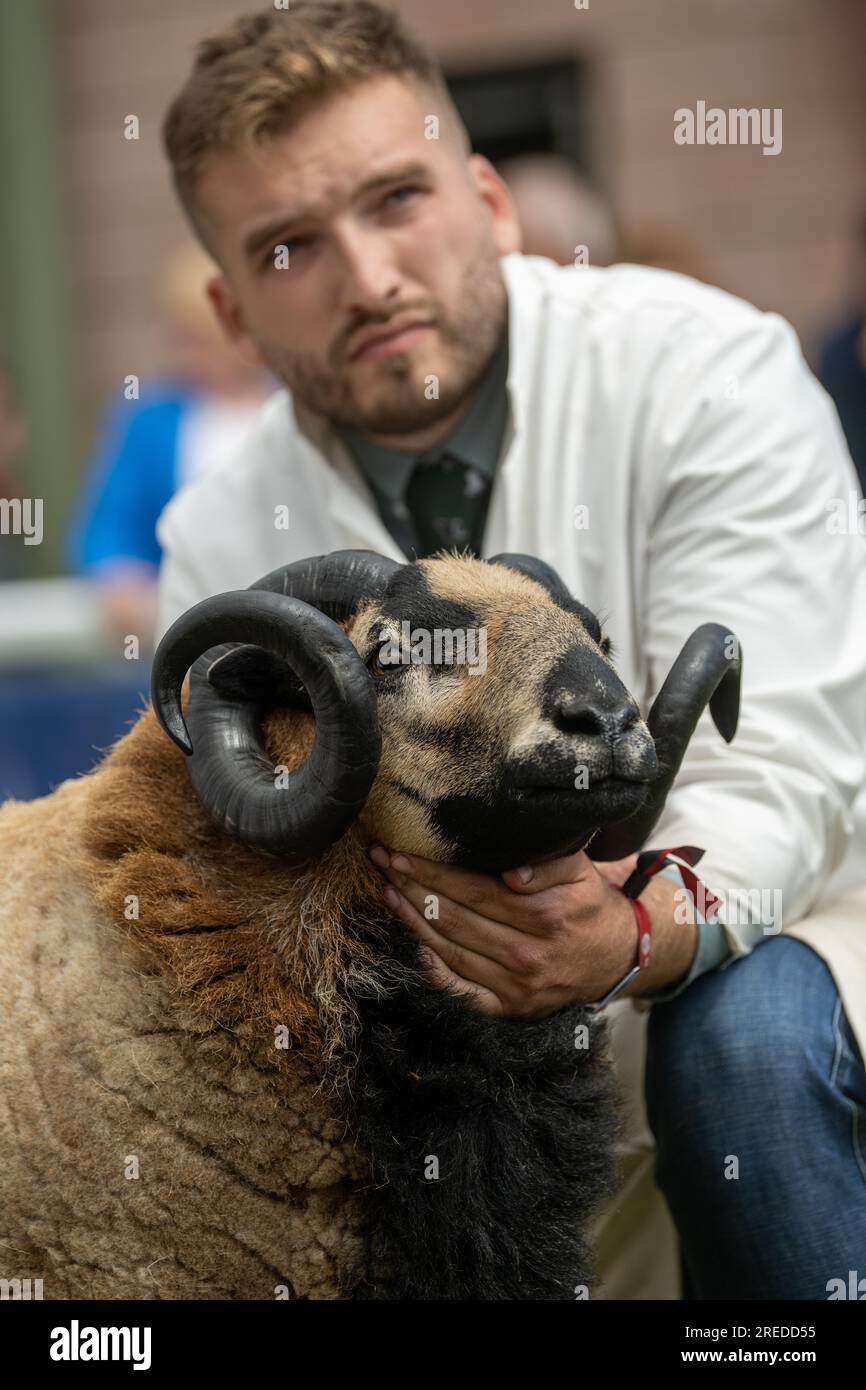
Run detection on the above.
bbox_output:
[645,936,866,1300]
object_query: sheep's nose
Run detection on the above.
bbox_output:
[552,692,638,741]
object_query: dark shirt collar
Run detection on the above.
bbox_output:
[335,325,510,504]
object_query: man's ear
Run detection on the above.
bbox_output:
[467,154,523,257]
[205,274,265,368]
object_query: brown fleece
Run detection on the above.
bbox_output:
[0,706,389,1300]
[82,701,392,1079]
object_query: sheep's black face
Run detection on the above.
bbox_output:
[354,557,657,872]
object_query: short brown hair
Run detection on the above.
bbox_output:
[163,2,470,233]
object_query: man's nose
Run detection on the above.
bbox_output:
[336,224,401,312]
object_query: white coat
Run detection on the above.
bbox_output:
[157,252,866,1298]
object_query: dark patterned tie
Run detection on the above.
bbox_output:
[403,453,491,558]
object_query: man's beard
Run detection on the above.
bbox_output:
[259,235,508,436]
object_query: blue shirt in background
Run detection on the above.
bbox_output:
[67,384,193,575]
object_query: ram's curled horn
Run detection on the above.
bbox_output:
[150,589,381,858]
[246,548,401,619]
[205,548,402,704]
[588,622,742,862]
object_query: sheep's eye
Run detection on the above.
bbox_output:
[600,634,614,657]
[367,639,406,678]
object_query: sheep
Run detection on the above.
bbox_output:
[0,549,739,1300]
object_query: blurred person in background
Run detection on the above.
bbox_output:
[67,242,272,647]
[497,152,617,266]
[818,211,866,496]
[0,356,26,581]
[619,225,708,282]
[497,158,709,285]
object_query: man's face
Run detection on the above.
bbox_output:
[195,75,521,439]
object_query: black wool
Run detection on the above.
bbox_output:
[345,930,622,1300]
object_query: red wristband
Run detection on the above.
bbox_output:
[629,895,653,971]
[586,844,714,1014]
[585,889,651,1014]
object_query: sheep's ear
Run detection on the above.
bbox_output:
[206,644,312,711]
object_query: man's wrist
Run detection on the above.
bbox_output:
[621,872,698,997]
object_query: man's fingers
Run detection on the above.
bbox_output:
[383,873,534,970]
[370,844,598,932]
[382,885,505,1014]
[501,848,593,895]
[376,851,587,943]
[370,844,522,920]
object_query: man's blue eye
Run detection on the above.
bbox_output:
[385,185,419,206]
[264,239,306,267]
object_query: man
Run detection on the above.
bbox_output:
[156,3,866,1299]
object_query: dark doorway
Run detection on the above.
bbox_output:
[444,60,588,172]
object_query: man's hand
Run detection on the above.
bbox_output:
[368,845,698,1018]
